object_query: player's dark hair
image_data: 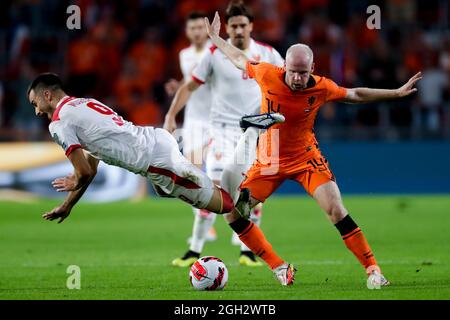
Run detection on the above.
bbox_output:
[225,0,254,23]
[27,73,63,97]
[186,11,208,22]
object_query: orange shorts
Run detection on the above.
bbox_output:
[240,151,335,202]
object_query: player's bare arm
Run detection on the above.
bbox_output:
[163,79,199,133]
[205,12,248,71]
[43,149,99,223]
[342,72,422,104]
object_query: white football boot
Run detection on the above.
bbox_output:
[367,265,390,289]
[273,263,297,286]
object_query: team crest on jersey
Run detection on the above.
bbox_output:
[52,132,66,150]
[307,96,316,106]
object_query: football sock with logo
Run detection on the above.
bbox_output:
[335,215,378,274]
[229,217,284,270]
[240,205,263,252]
[189,209,216,253]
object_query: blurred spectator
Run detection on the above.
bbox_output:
[357,38,399,128]
[0,0,449,141]
[126,27,167,93]
[65,31,101,97]
[125,89,162,127]
[415,53,449,134]
[91,6,126,97]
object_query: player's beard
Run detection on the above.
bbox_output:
[233,37,245,50]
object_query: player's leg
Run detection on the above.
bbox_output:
[172,125,221,267]
[184,137,217,244]
[221,111,285,202]
[173,207,218,267]
[222,165,296,285]
[173,178,221,267]
[221,126,259,202]
[219,126,264,265]
[172,140,217,266]
[238,203,263,266]
[147,128,234,214]
[230,203,264,248]
[223,195,295,285]
[300,157,390,287]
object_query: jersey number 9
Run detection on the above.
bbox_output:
[87,102,124,126]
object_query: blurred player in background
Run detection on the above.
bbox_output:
[164,0,284,268]
[164,11,218,252]
[205,11,422,287]
[27,73,236,223]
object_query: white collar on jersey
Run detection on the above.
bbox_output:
[55,95,70,109]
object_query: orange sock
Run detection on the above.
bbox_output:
[335,215,378,274]
[342,228,377,272]
[229,218,284,270]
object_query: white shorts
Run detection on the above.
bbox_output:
[181,119,210,163]
[145,128,215,208]
[206,124,243,181]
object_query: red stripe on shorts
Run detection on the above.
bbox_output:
[147,166,201,189]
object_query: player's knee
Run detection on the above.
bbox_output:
[327,204,347,222]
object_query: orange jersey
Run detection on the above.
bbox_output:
[246,61,347,165]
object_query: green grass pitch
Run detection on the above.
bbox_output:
[1,195,449,299]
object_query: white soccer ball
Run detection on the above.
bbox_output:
[189,256,228,290]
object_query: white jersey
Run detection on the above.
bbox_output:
[179,42,212,122]
[192,38,284,127]
[49,96,156,176]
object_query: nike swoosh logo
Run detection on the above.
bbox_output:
[304,109,311,112]
[267,90,276,95]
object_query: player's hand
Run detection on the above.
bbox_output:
[164,78,180,97]
[42,205,71,224]
[205,11,221,38]
[163,115,177,133]
[52,174,78,192]
[397,72,422,97]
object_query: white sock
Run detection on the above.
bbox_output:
[221,127,259,203]
[239,203,263,252]
[189,209,216,253]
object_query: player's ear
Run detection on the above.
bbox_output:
[43,89,51,102]
[310,62,315,74]
[248,22,253,32]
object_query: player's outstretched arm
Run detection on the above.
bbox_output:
[43,150,99,223]
[342,72,422,104]
[205,11,248,71]
[163,79,199,133]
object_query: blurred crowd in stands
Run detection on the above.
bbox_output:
[0,0,448,142]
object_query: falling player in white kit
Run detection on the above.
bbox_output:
[27,73,236,223]
[164,11,218,255]
[164,1,284,267]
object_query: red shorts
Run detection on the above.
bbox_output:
[240,150,335,202]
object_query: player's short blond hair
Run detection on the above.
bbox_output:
[286,44,314,66]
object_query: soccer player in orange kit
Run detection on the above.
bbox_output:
[204,12,423,287]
